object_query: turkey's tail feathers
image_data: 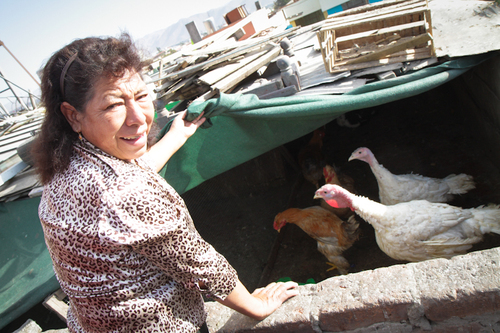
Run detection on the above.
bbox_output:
[473,204,500,235]
[444,173,476,194]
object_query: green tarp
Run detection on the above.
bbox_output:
[0,53,492,329]
[0,197,60,329]
[160,54,491,194]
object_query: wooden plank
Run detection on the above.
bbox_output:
[183,38,240,57]
[213,46,282,93]
[334,20,426,44]
[321,7,428,33]
[424,9,435,57]
[158,75,198,99]
[324,0,427,26]
[177,84,211,101]
[153,42,273,83]
[153,78,181,94]
[196,46,274,86]
[323,3,427,31]
[333,20,429,61]
[329,47,433,72]
[151,27,300,84]
[43,289,68,323]
[317,30,336,73]
[337,34,401,61]
[193,89,219,104]
[337,33,432,66]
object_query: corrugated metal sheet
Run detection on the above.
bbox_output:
[0,109,44,199]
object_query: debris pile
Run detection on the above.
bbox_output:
[143,0,438,126]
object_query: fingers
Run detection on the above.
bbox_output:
[249,281,299,319]
[274,281,299,301]
[183,110,205,127]
[254,281,299,302]
[193,111,205,122]
[192,115,206,127]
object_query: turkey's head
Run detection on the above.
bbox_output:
[348,147,375,165]
[314,184,352,210]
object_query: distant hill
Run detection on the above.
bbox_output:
[136,0,275,56]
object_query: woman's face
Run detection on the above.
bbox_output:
[79,71,154,162]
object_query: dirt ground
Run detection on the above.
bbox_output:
[4,76,500,333]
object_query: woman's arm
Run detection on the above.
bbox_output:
[147,110,206,172]
[216,279,299,320]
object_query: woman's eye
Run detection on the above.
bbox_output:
[105,103,121,110]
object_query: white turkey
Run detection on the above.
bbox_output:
[314,184,500,262]
[348,147,475,205]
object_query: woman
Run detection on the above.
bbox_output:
[33,33,298,333]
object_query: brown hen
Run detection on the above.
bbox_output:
[320,164,356,219]
[297,128,326,189]
[273,206,359,274]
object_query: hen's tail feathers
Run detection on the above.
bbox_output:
[475,204,500,235]
[444,173,476,194]
[344,215,361,243]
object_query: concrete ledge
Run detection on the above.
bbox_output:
[205,247,500,332]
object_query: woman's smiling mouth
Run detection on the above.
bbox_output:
[121,132,145,140]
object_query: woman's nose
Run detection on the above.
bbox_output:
[125,101,147,126]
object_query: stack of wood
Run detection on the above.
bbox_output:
[317,0,435,73]
[144,9,306,116]
[145,0,440,123]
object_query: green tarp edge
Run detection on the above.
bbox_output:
[159,53,491,195]
[0,197,60,330]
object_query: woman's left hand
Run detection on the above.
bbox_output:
[250,281,299,320]
[170,110,206,139]
[218,279,299,321]
[148,110,206,172]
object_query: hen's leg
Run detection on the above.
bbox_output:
[325,256,349,275]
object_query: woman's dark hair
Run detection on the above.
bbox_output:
[32,33,147,184]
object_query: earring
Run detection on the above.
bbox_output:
[78,132,83,141]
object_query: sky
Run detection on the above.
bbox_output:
[0,0,236,109]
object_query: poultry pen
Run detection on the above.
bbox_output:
[180,53,500,293]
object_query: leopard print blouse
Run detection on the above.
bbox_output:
[39,139,238,333]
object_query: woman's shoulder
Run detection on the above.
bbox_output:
[44,151,108,201]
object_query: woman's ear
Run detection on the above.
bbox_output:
[60,102,83,133]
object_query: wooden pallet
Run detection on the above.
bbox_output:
[317,0,435,73]
[43,288,68,323]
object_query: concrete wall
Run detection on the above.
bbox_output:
[205,247,500,332]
